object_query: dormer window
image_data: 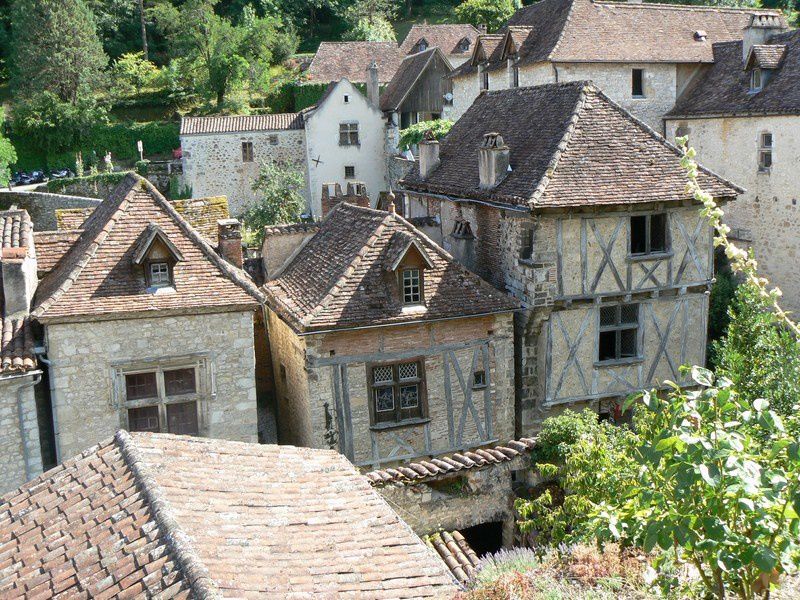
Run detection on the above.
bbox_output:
[480,67,489,91]
[510,60,520,88]
[416,40,428,52]
[133,223,184,291]
[149,262,171,288]
[750,68,763,92]
[459,38,471,52]
[402,268,421,304]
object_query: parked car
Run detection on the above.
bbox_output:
[29,170,47,184]
[50,168,75,179]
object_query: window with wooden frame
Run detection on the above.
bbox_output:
[759,132,773,171]
[241,141,254,162]
[598,304,640,363]
[630,213,668,256]
[632,68,645,98]
[402,268,422,304]
[123,366,201,436]
[480,67,489,91]
[750,68,763,92]
[147,261,172,288]
[510,60,520,88]
[339,122,360,146]
[369,361,425,425]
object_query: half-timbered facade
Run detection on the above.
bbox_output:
[262,202,518,468]
[401,82,740,431]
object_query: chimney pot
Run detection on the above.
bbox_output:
[742,14,786,62]
[366,60,380,108]
[478,132,510,189]
[418,130,440,180]
[217,218,243,268]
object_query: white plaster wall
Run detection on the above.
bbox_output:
[665,115,800,314]
[45,311,258,461]
[304,80,388,217]
[181,129,310,217]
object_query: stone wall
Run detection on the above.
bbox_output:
[181,129,309,217]
[0,374,43,494]
[664,115,800,314]
[45,310,258,461]
[0,191,100,231]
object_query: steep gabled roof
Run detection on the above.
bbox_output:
[451,0,786,78]
[0,431,457,598]
[399,24,481,56]
[32,174,262,323]
[264,203,518,333]
[401,82,741,209]
[307,41,403,83]
[746,44,787,70]
[380,47,450,112]
[668,31,800,118]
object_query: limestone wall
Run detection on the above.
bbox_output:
[0,375,43,494]
[181,129,309,217]
[0,191,100,231]
[45,311,258,461]
[665,115,800,314]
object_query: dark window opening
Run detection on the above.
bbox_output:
[473,370,487,389]
[460,521,504,558]
[129,405,160,432]
[630,213,668,256]
[126,372,158,401]
[370,361,425,425]
[164,368,196,396]
[480,69,489,91]
[344,165,355,179]
[632,68,644,97]
[511,64,519,88]
[339,122,360,146]
[519,225,534,260]
[166,402,199,435]
[242,141,254,162]
[598,304,640,363]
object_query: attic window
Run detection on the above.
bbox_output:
[344,94,350,104]
[750,68,763,92]
[416,40,428,52]
[402,268,422,304]
[480,68,489,91]
[149,262,171,288]
[459,38,471,52]
[133,224,184,291]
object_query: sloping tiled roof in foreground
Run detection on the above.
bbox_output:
[32,230,82,275]
[307,41,403,83]
[365,437,536,487]
[0,432,457,598]
[401,82,741,209]
[180,113,305,135]
[667,31,800,118]
[264,203,519,333]
[452,0,785,77]
[399,24,480,56]
[32,174,262,323]
[427,530,481,584]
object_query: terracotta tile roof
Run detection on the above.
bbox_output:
[452,0,786,77]
[449,33,505,78]
[401,82,741,209]
[32,230,82,275]
[0,431,458,598]
[1,210,32,251]
[427,531,480,584]
[55,207,94,230]
[180,113,305,135]
[0,316,35,374]
[264,203,519,333]
[381,48,442,112]
[31,174,262,323]
[668,31,800,118]
[365,437,536,488]
[262,222,320,236]
[399,24,481,56]
[307,41,403,83]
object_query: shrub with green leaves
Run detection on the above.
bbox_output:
[454,0,516,33]
[241,160,306,243]
[398,120,453,151]
[594,366,800,599]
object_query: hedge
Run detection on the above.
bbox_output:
[11,121,180,171]
[45,171,130,194]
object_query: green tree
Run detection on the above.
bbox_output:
[242,161,306,243]
[712,280,800,419]
[398,119,453,151]
[340,0,398,41]
[454,0,515,32]
[344,16,396,42]
[0,109,17,187]
[10,0,108,104]
[110,52,161,98]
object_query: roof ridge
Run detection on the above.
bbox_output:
[590,86,744,196]
[114,431,222,599]
[546,0,578,61]
[592,0,783,13]
[528,82,592,207]
[301,211,392,327]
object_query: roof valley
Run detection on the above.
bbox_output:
[114,430,222,599]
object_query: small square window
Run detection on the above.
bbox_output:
[128,405,160,432]
[164,368,196,396]
[598,304,640,363]
[339,123,359,146]
[126,372,158,401]
[402,268,421,304]
[632,69,644,98]
[149,262,171,288]
[473,370,487,389]
[166,402,199,436]
[344,165,355,179]
[242,141,254,162]
[630,214,668,256]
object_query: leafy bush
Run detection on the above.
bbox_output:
[472,548,540,587]
[398,119,453,151]
[594,367,800,599]
[454,0,515,32]
[45,171,129,194]
[110,52,162,99]
[241,161,306,241]
[529,409,600,464]
[134,160,150,176]
[344,16,397,42]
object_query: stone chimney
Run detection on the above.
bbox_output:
[478,133,510,190]
[217,218,243,268]
[0,211,38,318]
[743,14,786,62]
[366,60,380,108]
[418,131,440,180]
[478,24,487,34]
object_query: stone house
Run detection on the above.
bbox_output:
[401,82,741,431]
[1,431,457,598]
[664,25,800,314]
[444,0,786,130]
[0,174,265,493]
[262,201,518,469]
[181,79,390,219]
[180,113,309,217]
[399,23,482,68]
